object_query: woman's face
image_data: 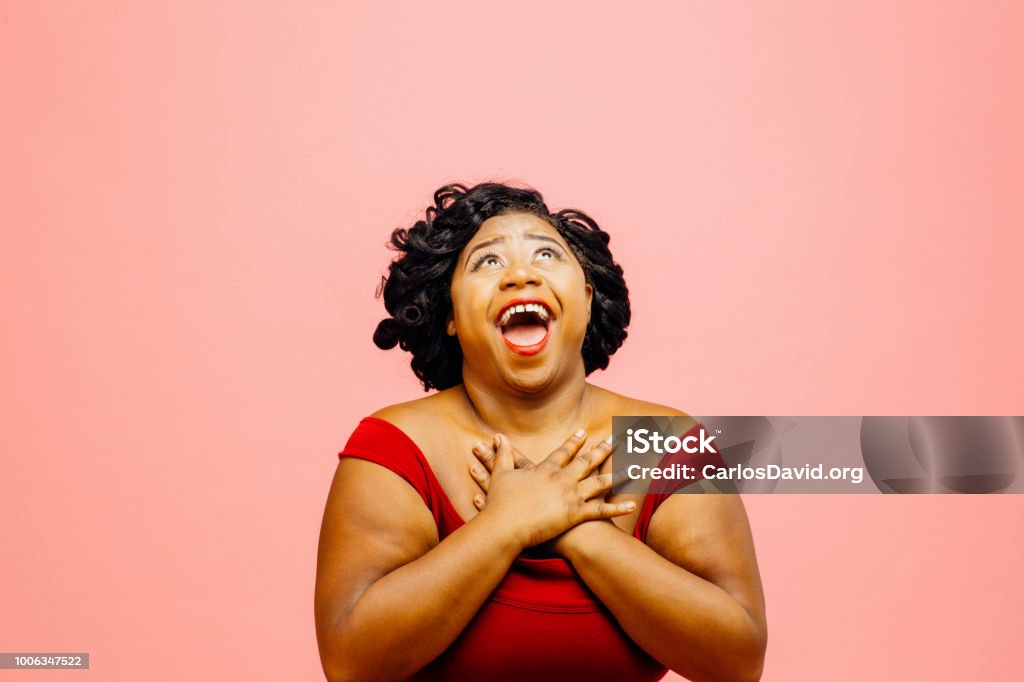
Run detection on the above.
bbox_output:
[448,212,593,393]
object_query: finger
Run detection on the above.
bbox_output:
[469,463,490,493]
[542,428,589,467]
[492,433,514,471]
[472,441,497,472]
[510,445,535,470]
[473,493,486,510]
[570,435,616,479]
[578,473,614,500]
[605,463,631,480]
[607,464,633,495]
[578,499,636,522]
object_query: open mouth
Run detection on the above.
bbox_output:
[495,301,553,355]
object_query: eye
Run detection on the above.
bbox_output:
[471,251,502,271]
[535,247,563,262]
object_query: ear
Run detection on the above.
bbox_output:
[446,311,456,336]
[585,283,593,324]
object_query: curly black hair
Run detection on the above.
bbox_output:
[373,181,630,392]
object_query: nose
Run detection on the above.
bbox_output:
[499,261,542,290]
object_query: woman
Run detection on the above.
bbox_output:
[315,182,767,682]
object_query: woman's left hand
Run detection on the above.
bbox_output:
[468,433,620,556]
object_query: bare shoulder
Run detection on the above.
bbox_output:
[368,389,452,440]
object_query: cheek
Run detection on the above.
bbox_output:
[559,273,591,309]
[452,295,489,336]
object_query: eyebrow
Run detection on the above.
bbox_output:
[464,234,564,270]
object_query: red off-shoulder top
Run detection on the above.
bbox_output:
[337,416,706,681]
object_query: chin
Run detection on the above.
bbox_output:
[501,365,559,394]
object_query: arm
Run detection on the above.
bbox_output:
[314,457,522,682]
[559,496,767,682]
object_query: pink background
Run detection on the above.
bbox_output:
[2,2,1022,680]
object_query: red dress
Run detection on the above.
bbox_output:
[337,416,706,681]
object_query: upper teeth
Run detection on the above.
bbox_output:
[498,302,550,326]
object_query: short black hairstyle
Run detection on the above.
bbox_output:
[373,181,630,392]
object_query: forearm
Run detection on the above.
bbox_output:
[325,513,520,682]
[562,522,765,682]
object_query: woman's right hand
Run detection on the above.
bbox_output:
[472,430,635,550]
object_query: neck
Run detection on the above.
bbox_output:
[460,363,593,441]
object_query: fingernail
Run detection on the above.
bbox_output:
[471,466,484,477]
[575,428,586,438]
[624,501,636,511]
[605,435,614,444]
[494,434,502,447]
[473,441,485,452]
